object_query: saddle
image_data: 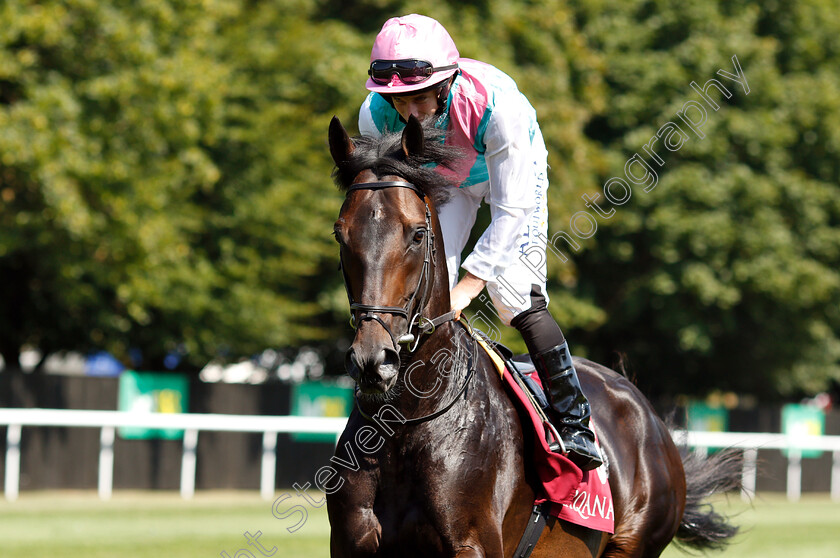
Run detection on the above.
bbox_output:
[486,341,549,409]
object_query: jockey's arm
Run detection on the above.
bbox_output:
[457,93,539,306]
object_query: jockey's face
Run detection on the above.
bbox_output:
[392,90,438,123]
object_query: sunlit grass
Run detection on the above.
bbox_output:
[662,493,840,557]
[0,491,837,557]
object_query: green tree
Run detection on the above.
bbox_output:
[338,0,840,399]
[1,0,838,402]
[0,0,364,372]
[550,0,840,399]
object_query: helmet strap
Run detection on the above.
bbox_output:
[435,72,458,116]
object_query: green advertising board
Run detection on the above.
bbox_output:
[118,371,190,440]
[686,401,729,432]
[782,404,824,458]
[291,380,354,442]
[686,401,729,452]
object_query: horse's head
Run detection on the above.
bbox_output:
[329,116,454,395]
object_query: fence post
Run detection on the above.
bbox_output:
[98,426,115,500]
[4,424,21,502]
[741,448,757,501]
[786,449,802,502]
[180,429,199,499]
[261,431,278,501]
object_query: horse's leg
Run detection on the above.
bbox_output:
[327,419,384,558]
[330,528,379,558]
[453,539,506,558]
[454,546,485,558]
[452,525,506,557]
[531,519,609,558]
[328,506,382,558]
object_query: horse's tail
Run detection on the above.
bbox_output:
[674,448,742,550]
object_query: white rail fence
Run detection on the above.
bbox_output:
[2,408,839,503]
[0,408,347,502]
[673,429,840,502]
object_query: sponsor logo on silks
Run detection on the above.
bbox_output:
[569,490,615,522]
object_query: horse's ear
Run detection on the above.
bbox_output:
[329,116,355,167]
[401,114,425,158]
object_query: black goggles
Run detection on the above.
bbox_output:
[368,59,459,85]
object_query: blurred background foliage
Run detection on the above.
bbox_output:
[1,0,838,400]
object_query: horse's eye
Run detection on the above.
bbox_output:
[412,229,426,244]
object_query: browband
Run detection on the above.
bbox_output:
[347,181,425,198]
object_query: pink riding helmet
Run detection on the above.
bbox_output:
[366,14,460,94]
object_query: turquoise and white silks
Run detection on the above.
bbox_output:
[359,59,551,325]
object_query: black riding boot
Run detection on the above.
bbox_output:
[533,342,603,471]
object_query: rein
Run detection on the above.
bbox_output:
[354,322,477,426]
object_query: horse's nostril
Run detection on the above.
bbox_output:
[344,349,361,380]
[346,345,400,392]
[382,349,400,370]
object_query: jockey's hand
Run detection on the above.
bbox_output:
[450,272,488,320]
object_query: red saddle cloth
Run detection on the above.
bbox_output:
[501,361,615,534]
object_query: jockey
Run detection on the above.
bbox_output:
[358,14,603,471]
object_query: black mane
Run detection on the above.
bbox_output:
[332,123,461,207]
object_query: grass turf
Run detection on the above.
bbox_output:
[661,492,840,558]
[0,490,328,558]
[0,491,837,557]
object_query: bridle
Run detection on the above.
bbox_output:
[339,179,475,426]
[339,180,456,354]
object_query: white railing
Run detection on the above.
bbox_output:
[1,409,839,503]
[0,408,347,502]
[672,429,840,502]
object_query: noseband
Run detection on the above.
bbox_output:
[340,180,456,353]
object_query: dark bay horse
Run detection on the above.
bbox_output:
[326,115,740,557]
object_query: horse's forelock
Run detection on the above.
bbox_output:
[332,125,459,208]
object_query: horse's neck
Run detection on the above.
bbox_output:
[384,196,483,425]
[420,199,452,320]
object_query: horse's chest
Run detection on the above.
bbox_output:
[372,442,490,549]
[330,398,517,556]
[373,501,447,555]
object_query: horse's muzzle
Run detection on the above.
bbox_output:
[345,346,400,394]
